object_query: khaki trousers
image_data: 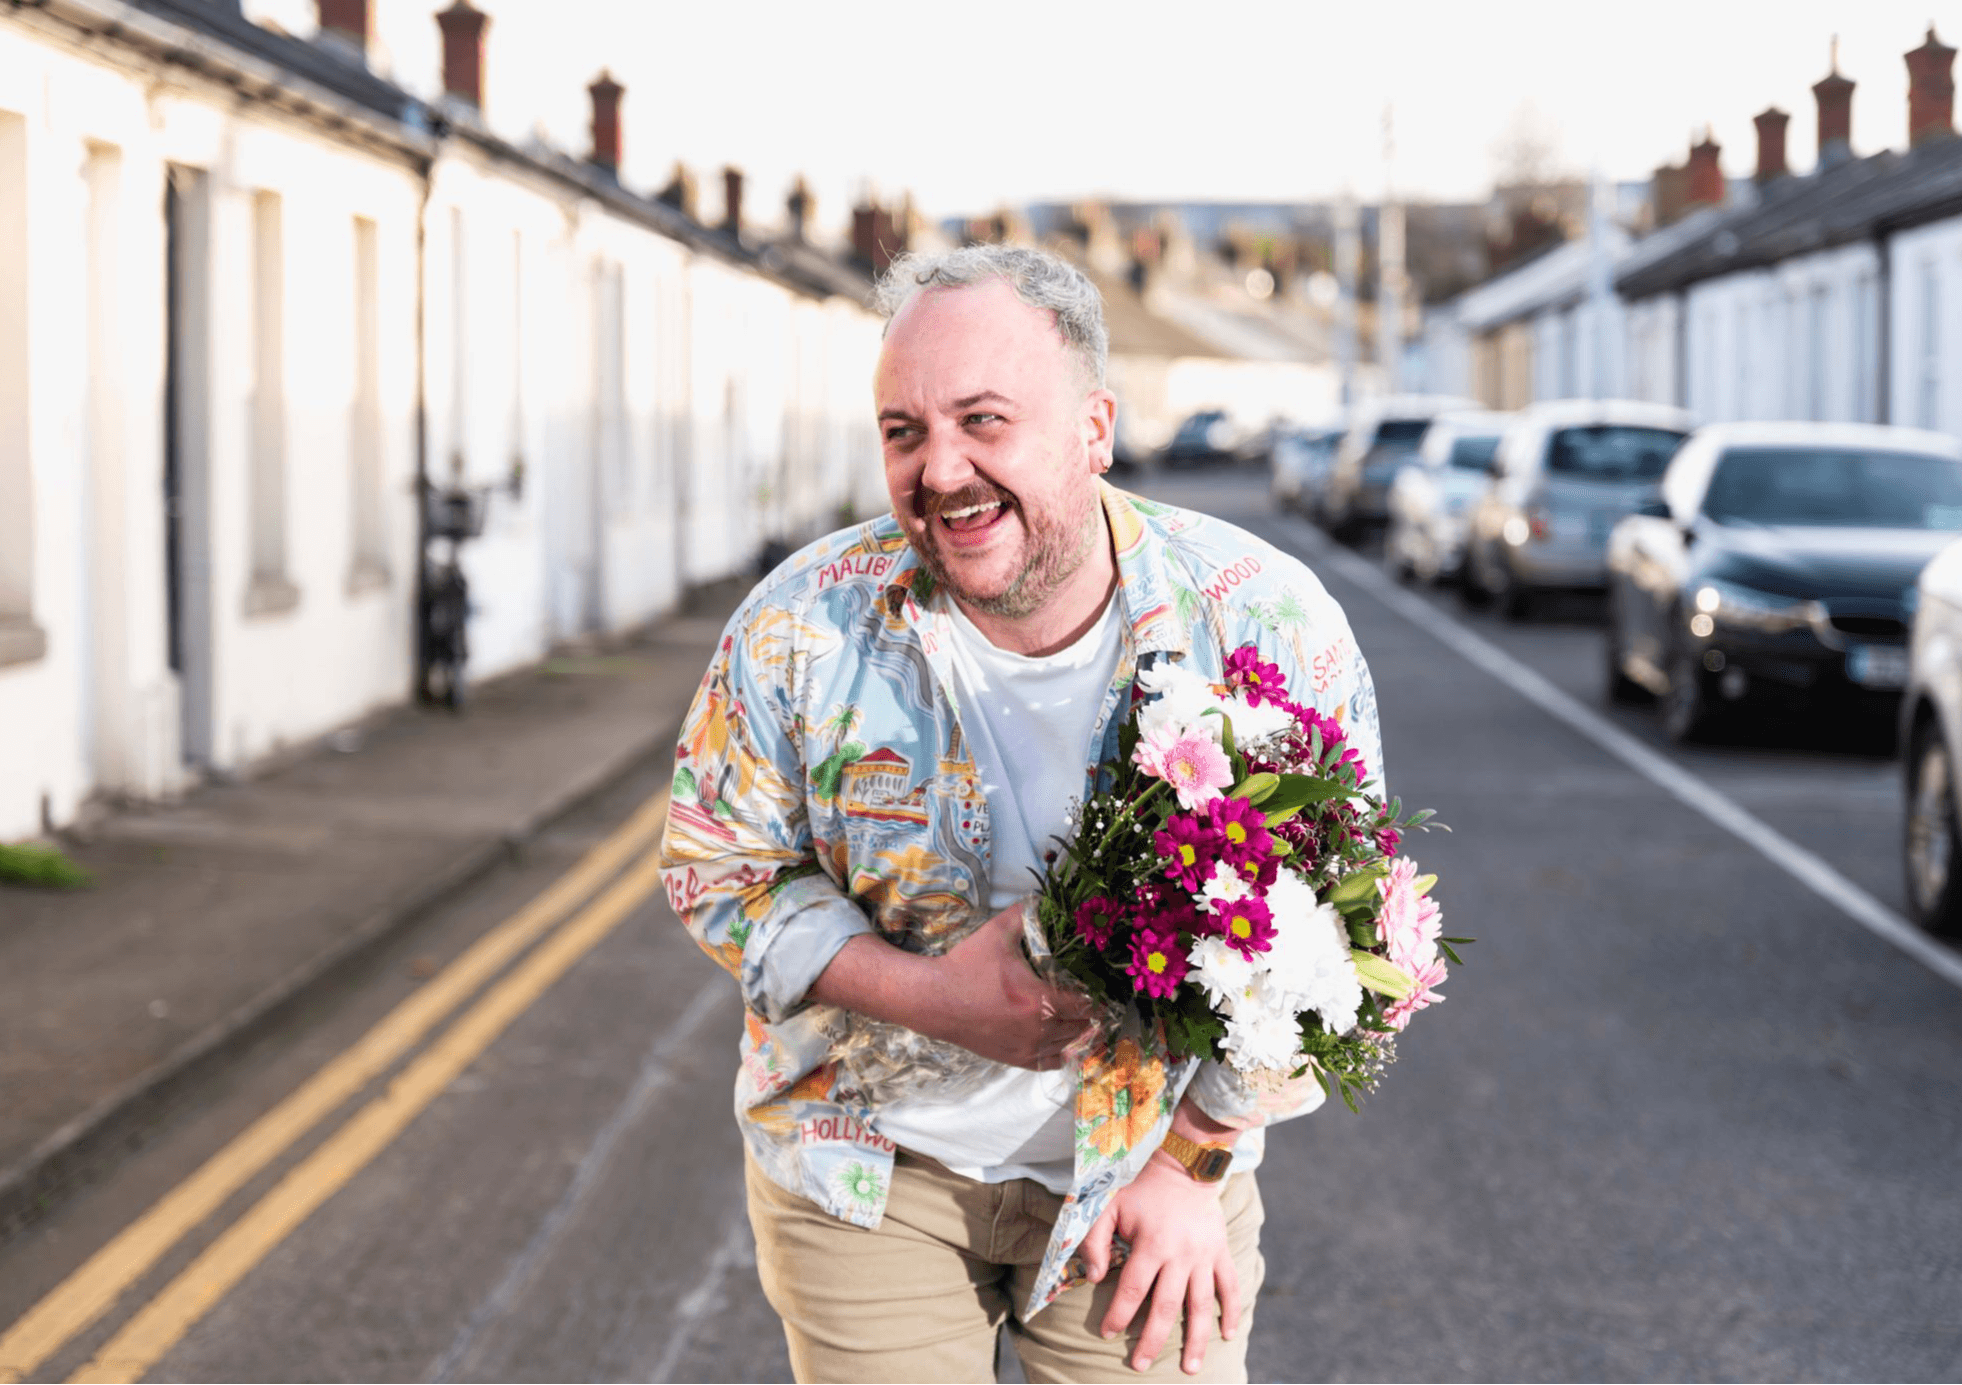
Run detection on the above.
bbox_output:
[744,1151,1265,1384]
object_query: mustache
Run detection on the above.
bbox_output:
[919,481,1017,521]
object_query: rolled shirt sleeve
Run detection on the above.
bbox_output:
[659,600,873,1024]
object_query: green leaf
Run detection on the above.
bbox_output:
[1325,865,1388,908]
[1350,950,1415,999]
[1264,804,1303,827]
[0,842,91,889]
[1438,940,1464,967]
[1259,773,1351,816]
[1230,772,1280,804]
[1346,920,1377,948]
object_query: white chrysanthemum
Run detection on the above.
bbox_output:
[1135,663,1231,742]
[1222,695,1298,746]
[1187,935,1256,1010]
[1219,1002,1303,1073]
[1260,896,1363,1036]
[1198,860,1252,909]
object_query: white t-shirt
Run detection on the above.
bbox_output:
[870,590,1125,1192]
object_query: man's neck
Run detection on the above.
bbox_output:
[955,527,1119,658]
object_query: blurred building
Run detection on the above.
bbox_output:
[0,0,889,840]
[1424,28,1962,443]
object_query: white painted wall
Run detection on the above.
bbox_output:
[0,13,886,842]
[1889,214,1962,436]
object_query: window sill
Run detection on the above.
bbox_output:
[243,575,301,619]
[0,618,48,669]
[345,560,391,598]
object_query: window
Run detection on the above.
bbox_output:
[1807,284,1829,422]
[348,216,385,585]
[1703,446,1962,529]
[0,111,41,665]
[1853,272,1877,423]
[245,190,293,613]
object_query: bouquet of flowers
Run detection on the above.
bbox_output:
[1034,646,1463,1111]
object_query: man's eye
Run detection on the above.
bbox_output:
[884,425,918,443]
[963,413,1002,427]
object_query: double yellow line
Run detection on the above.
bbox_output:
[0,789,674,1385]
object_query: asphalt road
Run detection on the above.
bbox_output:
[3,469,1959,1383]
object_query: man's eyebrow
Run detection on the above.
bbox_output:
[877,391,1018,424]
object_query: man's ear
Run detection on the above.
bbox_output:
[1082,388,1118,473]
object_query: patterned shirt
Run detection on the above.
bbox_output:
[659,483,1382,1316]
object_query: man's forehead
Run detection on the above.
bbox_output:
[877,282,1071,398]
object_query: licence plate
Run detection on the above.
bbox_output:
[1846,644,1910,689]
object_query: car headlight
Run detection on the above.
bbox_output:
[1691,578,1823,635]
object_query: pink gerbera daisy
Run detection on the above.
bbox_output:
[1133,724,1234,811]
[1383,955,1447,1030]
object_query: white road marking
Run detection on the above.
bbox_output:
[643,1212,754,1384]
[427,980,731,1383]
[1283,516,1962,993]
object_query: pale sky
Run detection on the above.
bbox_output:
[254,0,1951,234]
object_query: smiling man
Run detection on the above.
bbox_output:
[661,244,1381,1382]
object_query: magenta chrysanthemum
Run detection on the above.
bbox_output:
[1133,724,1234,811]
[1126,927,1190,999]
[1154,814,1218,891]
[1073,896,1120,950]
[1224,646,1287,705]
[1205,795,1273,870]
[1213,896,1277,959]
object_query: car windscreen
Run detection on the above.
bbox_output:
[1702,447,1962,529]
[1374,419,1430,446]
[1448,436,1501,472]
[1545,426,1684,480]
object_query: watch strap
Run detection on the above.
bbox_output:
[1158,1131,1233,1183]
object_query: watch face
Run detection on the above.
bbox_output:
[1195,1148,1232,1182]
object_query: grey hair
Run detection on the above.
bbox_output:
[874,244,1109,388]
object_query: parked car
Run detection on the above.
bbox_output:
[1160,409,1236,468]
[1269,423,1344,516]
[1321,395,1477,539]
[1603,421,1962,743]
[1901,536,1962,933]
[1384,409,1513,583]
[1463,399,1693,618]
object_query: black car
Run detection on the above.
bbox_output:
[1603,422,1962,742]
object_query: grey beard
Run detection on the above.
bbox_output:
[916,491,1101,620]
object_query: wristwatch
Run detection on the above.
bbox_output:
[1156,1131,1233,1183]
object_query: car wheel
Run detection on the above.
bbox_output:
[1493,558,1533,621]
[1459,544,1494,608]
[1604,600,1651,705]
[1905,719,1962,935]
[1662,642,1721,743]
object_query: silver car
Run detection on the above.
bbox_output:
[1901,534,1962,934]
[1384,410,1513,583]
[1321,395,1477,539]
[1270,424,1343,517]
[1464,399,1694,619]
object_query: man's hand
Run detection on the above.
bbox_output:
[808,903,1096,1070]
[1081,1153,1239,1375]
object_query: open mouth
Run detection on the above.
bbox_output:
[938,499,1010,535]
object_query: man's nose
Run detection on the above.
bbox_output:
[917,424,976,495]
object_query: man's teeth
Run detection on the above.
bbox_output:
[942,501,1002,520]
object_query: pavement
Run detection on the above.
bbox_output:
[0,582,746,1236]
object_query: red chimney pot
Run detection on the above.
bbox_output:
[1813,49,1855,168]
[317,0,368,52]
[588,71,624,174]
[1753,106,1789,182]
[436,0,487,109]
[1907,26,1957,147]
[722,167,744,236]
[1685,130,1725,208]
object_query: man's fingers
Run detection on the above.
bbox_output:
[1100,1251,1157,1342]
[1131,1266,1187,1373]
[1216,1250,1243,1342]
[1181,1272,1216,1374]
[1081,1207,1115,1284]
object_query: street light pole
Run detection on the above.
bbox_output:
[1377,104,1404,396]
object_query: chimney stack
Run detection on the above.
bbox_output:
[436,0,487,109]
[1813,40,1854,168]
[722,167,744,237]
[587,71,623,175]
[1685,129,1725,207]
[1753,106,1789,182]
[658,163,697,219]
[852,200,900,276]
[317,0,368,56]
[1907,26,1957,147]
[1650,159,1689,228]
[786,177,812,242]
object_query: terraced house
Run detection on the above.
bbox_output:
[0,0,893,841]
